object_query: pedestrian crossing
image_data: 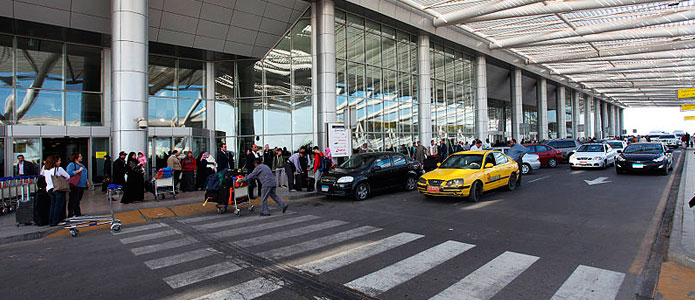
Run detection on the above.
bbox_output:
[114,213,627,300]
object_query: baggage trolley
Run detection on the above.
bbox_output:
[203,170,254,216]
[0,177,18,215]
[63,184,123,237]
[153,176,176,200]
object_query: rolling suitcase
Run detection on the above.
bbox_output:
[16,189,35,227]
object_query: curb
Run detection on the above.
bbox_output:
[667,151,695,269]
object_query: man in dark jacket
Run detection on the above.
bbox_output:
[245,145,262,198]
[217,143,231,171]
[263,144,273,166]
[438,139,449,161]
[15,155,38,176]
[112,151,127,187]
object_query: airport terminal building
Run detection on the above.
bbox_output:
[0,0,626,182]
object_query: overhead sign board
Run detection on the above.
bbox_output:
[678,88,695,99]
[327,123,352,157]
[681,104,695,112]
[685,116,695,121]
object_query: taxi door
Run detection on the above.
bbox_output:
[482,153,502,190]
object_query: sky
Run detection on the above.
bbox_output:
[624,106,695,135]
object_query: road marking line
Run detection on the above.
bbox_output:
[119,229,181,245]
[112,222,169,235]
[179,214,228,224]
[131,237,199,256]
[163,261,246,289]
[234,220,348,248]
[144,248,217,270]
[297,232,424,275]
[570,171,584,175]
[191,212,295,230]
[527,176,549,183]
[462,200,503,210]
[211,215,319,238]
[191,276,284,300]
[430,251,539,300]
[550,265,625,300]
[259,226,382,261]
[344,240,475,297]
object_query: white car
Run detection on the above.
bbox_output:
[492,147,541,175]
[605,140,627,152]
[569,143,617,169]
[655,134,681,148]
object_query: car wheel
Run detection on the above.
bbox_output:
[404,176,417,191]
[469,181,482,202]
[521,163,531,175]
[506,173,517,191]
[354,182,370,201]
[548,158,558,168]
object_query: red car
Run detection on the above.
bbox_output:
[523,144,563,168]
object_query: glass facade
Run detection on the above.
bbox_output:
[335,10,420,153]
[148,55,206,128]
[0,35,102,126]
[488,99,511,143]
[430,43,476,144]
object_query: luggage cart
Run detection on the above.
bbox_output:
[203,170,253,216]
[63,184,122,237]
[153,175,176,200]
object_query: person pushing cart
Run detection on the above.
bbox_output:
[239,159,288,216]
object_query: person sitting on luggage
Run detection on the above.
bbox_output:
[239,159,288,216]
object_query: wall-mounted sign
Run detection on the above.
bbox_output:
[681,104,695,111]
[678,88,695,99]
[685,116,695,121]
[95,151,107,159]
[327,123,352,158]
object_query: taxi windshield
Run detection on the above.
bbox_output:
[577,145,603,152]
[339,155,375,169]
[623,144,663,154]
[439,154,484,169]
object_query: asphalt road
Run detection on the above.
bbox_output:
[0,150,682,300]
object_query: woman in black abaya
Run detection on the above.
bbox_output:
[122,152,145,203]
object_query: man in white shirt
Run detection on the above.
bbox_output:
[470,140,484,151]
[429,140,438,157]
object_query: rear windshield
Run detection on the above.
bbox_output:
[623,144,663,154]
[659,135,676,139]
[608,142,623,148]
[439,154,484,169]
[577,145,603,152]
[548,141,575,148]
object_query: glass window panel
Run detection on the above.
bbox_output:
[337,59,347,112]
[367,132,383,151]
[148,96,176,127]
[65,44,101,92]
[0,87,12,124]
[214,99,237,137]
[16,88,62,125]
[382,70,397,101]
[13,138,41,165]
[347,26,365,64]
[454,54,463,83]
[265,53,291,96]
[365,20,380,33]
[381,25,396,39]
[65,92,101,126]
[238,98,263,136]
[347,62,365,97]
[412,103,419,134]
[434,49,445,80]
[445,49,455,82]
[148,55,176,97]
[263,135,292,151]
[397,41,409,73]
[336,22,347,60]
[174,136,191,156]
[275,34,290,53]
[179,98,205,128]
[292,56,312,95]
[382,37,396,70]
[399,101,413,133]
[383,100,397,133]
[336,10,346,24]
[292,134,313,152]
[398,73,411,100]
[365,66,381,99]
[178,59,204,99]
[237,60,263,98]
[214,61,235,99]
[16,38,63,89]
[410,38,418,74]
[291,18,312,56]
[347,13,364,28]
[365,32,381,66]
[265,96,291,135]
[1,35,13,87]
[292,95,312,133]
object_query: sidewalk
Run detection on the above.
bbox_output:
[0,185,321,245]
[667,149,695,268]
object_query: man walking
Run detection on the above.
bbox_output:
[15,154,38,176]
[240,159,288,216]
[167,150,182,190]
[414,141,427,166]
[508,139,528,186]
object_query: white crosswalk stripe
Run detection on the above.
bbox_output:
[259,226,383,260]
[234,220,349,248]
[178,214,228,224]
[112,222,169,235]
[344,240,475,297]
[192,213,294,230]
[131,237,199,256]
[163,261,248,289]
[191,277,284,300]
[297,232,424,275]
[211,215,320,238]
[550,265,625,300]
[119,229,181,244]
[144,248,217,270]
[430,251,539,300]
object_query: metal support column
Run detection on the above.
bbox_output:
[418,33,432,144]
[538,78,548,140]
[584,96,592,138]
[511,68,523,141]
[601,101,609,138]
[594,98,602,139]
[315,0,336,149]
[572,91,581,139]
[475,56,489,141]
[557,86,567,138]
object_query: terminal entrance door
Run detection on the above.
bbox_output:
[42,138,89,169]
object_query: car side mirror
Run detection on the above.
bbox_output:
[485,163,494,169]
[436,162,441,167]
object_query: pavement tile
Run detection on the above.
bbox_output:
[655,261,695,300]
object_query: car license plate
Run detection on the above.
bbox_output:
[633,163,644,168]
[427,186,440,193]
[321,185,329,192]
[580,161,588,164]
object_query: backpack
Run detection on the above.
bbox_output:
[318,154,332,172]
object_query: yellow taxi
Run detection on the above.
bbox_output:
[417,150,520,202]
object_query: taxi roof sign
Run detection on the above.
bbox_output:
[678,88,695,99]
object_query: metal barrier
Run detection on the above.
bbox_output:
[0,175,39,216]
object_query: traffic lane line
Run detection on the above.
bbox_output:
[527,176,549,183]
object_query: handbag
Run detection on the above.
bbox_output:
[68,163,81,188]
[52,168,70,192]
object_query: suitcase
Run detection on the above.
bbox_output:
[34,190,50,226]
[306,177,315,192]
[16,194,35,226]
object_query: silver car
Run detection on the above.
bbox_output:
[493,147,541,175]
[546,139,582,160]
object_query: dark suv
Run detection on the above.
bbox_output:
[545,139,582,161]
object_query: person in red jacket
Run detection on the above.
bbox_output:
[312,146,325,192]
[181,151,197,192]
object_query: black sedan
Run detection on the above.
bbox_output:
[615,143,673,175]
[318,152,423,201]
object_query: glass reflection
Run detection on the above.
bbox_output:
[178,59,204,99]
[215,100,237,136]
[16,88,62,125]
[215,61,235,99]
[238,98,263,136]
[66,44,101,92]
[0,87,12,124]
[178,98,205,128]
[65,92,101,126]
[291,18,312,56]
[265,53,291,96]
[292,95,312,133]
[16,38,63,89]
[148,96,176,127]
[292,56,311,95]
[148,55,176,97]
[265,97,291,135]
[1,35,13,87]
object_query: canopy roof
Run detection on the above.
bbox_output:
[399,0,695,107]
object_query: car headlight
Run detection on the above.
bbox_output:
[336,176,354,183]
[652,156,665,162]
[445,179,464,187]
[417,177,427,184]
[617,155,625,161]
[594,157,603,160]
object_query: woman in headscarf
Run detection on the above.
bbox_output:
[325,147,334,169]
[102,154,112,192]
[122,152,145,203]
[181,151,197,192]
[196,152,210,190]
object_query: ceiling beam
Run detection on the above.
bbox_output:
[531,40,695,64]
[491,8,695,49]
[521,25,695,47]
[432,0,545,27]
[553,61,695,75]
[464,0,668,23]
